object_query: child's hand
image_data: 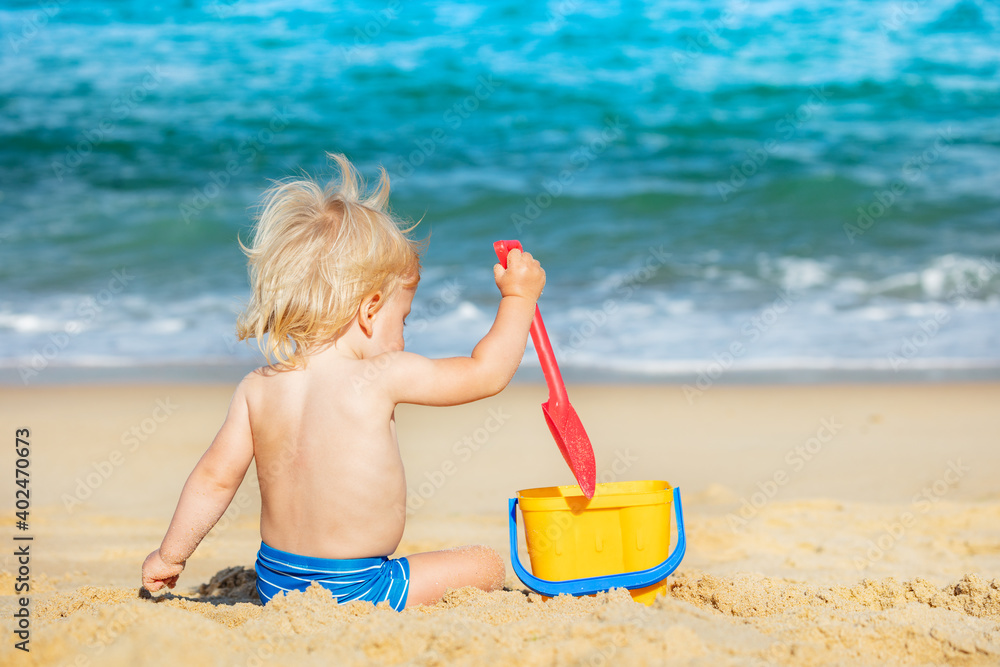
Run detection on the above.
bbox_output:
[494,249,545,301]
[141,549,185,592]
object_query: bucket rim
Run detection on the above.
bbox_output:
[516,480,672,512]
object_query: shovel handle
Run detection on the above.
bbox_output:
[493,240,569,408]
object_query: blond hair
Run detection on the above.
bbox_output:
[236,153,421,369]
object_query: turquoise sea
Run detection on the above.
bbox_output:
[1,0,999,382]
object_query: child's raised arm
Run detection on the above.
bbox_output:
[141,379,255,592]
[384,248,545,406]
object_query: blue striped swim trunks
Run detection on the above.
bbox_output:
[255,542,410,610]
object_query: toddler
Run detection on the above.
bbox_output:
[141,154,545,609]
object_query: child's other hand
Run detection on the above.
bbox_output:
[141,549,185,592]
[494,249,545,301]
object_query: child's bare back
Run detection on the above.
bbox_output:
[245,356,409,560]
[141,154,544,609]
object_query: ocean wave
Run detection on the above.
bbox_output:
[1,0,998,378]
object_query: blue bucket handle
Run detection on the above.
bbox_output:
[508,486,686,598]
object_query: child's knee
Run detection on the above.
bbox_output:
[473,545,505,591]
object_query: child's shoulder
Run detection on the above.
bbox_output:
[236,365,290,397]
[231,366,299,418]
[240,365,296,385]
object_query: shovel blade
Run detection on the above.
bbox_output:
[542,401,597,498]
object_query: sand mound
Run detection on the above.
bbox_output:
[668,571,1000,619]
[5,568,999,666]
[665,572,1000,664]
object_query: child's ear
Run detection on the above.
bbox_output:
[358,292,383,337]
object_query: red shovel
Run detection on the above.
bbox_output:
[494,240,597,498]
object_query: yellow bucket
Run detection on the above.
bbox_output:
[508,480,685,605]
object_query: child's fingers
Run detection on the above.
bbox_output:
[511,250,538,270]
[493,263,504,283]
[504,249,537,272]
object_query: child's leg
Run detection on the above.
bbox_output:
[403,544,505,608]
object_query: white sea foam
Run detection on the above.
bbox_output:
[2,254,999,378]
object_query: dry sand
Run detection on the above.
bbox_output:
[1,381,999,666]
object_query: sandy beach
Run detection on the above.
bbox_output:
[2,380,999,666]
[5,1,999,664]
